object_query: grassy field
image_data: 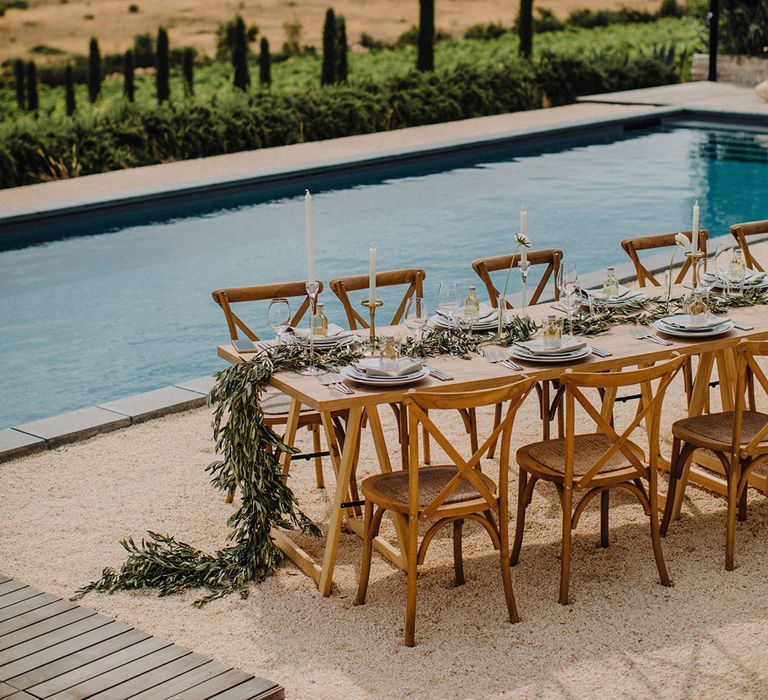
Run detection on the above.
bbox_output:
[0,0,666,63]
[0,18,702,120]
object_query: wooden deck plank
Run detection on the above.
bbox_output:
[2,624,139,688]
[0,615,113,667]
[0,590,45,613]
[88,651,211,699]
[208,676,285,700]
[0,595,58,625]
[128,660,232,700]
[27,637,173,698]
[0,609,97,654]
[0,585,26,600]
[45,644,190,700]
[176,669,255,700]
[0,601,78,639]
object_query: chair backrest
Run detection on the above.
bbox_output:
[330,268,426,330]
[559,355,685,490]
[471,249,562,308]
[732,340,768,457]
[620,230,708,287]
[211,280,322,342]
[731,220,768,271]
[403,377,536,520]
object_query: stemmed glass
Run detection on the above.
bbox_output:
[557,264,579,337]
[437,281,460,328]
[715,244,732,295]
[267,297,291,344]
[405,297,429,345]
[299,281,326,376]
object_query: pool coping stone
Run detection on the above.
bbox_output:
[0,430,46,463]
[98,385,207,423]
[13,406,131,449]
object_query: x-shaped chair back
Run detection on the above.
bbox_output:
[731,220,768,272]
[560,356,686,490]
[732,340,768,458]
[403,377,536,521]
[472,249,562,308]
[211,280,322,342]
[621,230,708,288]
[330,268,426,330]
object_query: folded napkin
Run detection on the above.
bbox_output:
[661,314,723,330]
[585,285,641,302]
[517,338,587,356]
[295,323,347,340]
[355,358,423,377]
[437,302,496,322]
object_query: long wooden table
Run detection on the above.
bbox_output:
[217,287,768,596]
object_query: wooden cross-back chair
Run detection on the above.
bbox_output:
[354,377,536,646]
[211,281,331,496]
[329,268,426,330]
[513,355,685,605]
[621,229,709,287]
[471,249,563,308]
[662,340,768,571]
[473,250,564,447]
[731,219,768,271]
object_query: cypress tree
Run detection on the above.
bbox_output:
[417,0,435,72]
[518,0,534,59]
[259,36,271,86]
[336,15,348,83]
[232,15,250,90]
[88,37,101,102]
[156,27,170,103]
[321,7,337,85]
[182,47,194,96]
[65,64,76,116]
[14,59,25,111]
[123,49,135,102]
[26,61,38,113]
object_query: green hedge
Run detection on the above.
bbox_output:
[0,54,678,189]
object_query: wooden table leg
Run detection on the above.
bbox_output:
[281,399,302,477]
[319,405,363,597]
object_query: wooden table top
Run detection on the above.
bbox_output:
[216,286,768,412]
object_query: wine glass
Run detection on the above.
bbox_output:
[715,243,732,294]
[267,297,291,342]
[405,297,429,336]
[437,281,460,327]
[557,264,579,337]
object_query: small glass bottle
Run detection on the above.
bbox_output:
[379,334,399,371]
[602,266,619,300]
[687,288,708,322]
[730,249,746,285]
[464,285,480,321]
[542,314,563,347]
[312,303,329,337]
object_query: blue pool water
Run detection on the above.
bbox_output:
[1,122,766,428]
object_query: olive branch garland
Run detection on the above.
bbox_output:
[72,288,764,607]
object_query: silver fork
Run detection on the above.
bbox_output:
[630,327,673,347]
[482,346,523,372]
[317,373,354,394]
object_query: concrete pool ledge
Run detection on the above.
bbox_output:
[0,377,215,464]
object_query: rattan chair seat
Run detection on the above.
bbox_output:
[517,433,645,482]
[673,410,768,449]
[361,466,497,511]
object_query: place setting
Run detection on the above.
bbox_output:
[508,315,594,364]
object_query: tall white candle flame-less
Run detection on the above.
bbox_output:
[305,190,316,284]
[691,200,700,252]
[520,209,528,266]
[369,242,377,304]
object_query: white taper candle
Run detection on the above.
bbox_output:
[520,209,528,265]
[369,242,377,304]
[692,200,700,252]
[305,190,315,284]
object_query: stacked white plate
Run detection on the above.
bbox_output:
[341,358,430,387]
[653,314,734,338]
[432,303,499,332]
[580,285,648,308]
[705,270,768,291]
[510,336,593,363]
[291,323,356,349]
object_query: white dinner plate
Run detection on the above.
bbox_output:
[653,319,734,338]
[291,333,355,348]
[510,345,593,363]
[341,366,430,386]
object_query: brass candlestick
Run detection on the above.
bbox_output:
[685,249,705,288]
[361,299,384,357]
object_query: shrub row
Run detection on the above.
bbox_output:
[0,53,678,189]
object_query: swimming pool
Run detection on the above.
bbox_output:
[1,120,766,428]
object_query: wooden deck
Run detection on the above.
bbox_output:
[0,574,284,700]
